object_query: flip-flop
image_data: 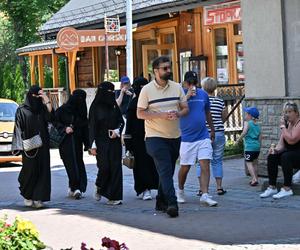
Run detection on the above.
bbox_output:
[250,181,259,186]
[217,188,227,195]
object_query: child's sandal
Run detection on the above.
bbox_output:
[217,188,227,195]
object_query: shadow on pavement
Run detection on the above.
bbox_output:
[1,160,300,247]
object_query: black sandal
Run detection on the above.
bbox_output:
[197,190,203,196]
[217,188,227,195]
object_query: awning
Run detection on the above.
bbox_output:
[16,40,58,54]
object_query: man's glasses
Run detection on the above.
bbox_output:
[157,66,171,71]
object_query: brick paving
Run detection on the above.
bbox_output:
[1,150,300,249]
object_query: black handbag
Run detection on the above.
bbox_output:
[48,124,66,148]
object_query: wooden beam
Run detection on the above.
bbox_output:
[67,51,77,93]
[92,47,99,85]
[52,54,59,88]
[135,18,178,32]
[37,55,44,87]
[194,8,203,55]
[19,49,53,56]
[29,55,35,86]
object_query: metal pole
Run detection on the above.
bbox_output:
[104,15,110,80]
[105,33,109,80]
[126,0,133,82]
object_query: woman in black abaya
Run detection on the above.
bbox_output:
[12,85,53,208]
[89,82,124,205]
[55,89,89,199]
[124,77,158,200]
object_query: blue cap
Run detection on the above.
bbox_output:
[121,76,130,84]
[244,107,259,119]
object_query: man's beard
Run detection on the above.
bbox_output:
[161,72,171,81]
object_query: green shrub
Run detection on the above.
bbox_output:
[224,139,243,157]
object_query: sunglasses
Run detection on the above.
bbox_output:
[157,66,171,71]
[286,102,297,107]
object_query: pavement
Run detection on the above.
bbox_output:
[1,150,300,250]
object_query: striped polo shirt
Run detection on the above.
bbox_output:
[207,96,225,132]
[137,79,186,138]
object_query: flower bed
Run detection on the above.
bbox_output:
[0,215,46,250]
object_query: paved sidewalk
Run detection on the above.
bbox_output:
[1,150,300,250]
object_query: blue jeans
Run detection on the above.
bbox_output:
[145,137,180,207]
[197,131,225,178]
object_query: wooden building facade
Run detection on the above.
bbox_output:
[17,0,243,93]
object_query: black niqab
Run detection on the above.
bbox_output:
[132,77,148,97]
[65,89,87,118]
[94,81,116,107]
[24,85,44,114]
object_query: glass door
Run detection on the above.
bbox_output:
[235,42,245,84]
[142,44,177,82]
[214,28,229,84]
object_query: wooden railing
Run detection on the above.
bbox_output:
[216,84,245,141]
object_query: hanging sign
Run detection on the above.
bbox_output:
[204,1,241,26]
[57,27,126,51]
[105,17,120,33]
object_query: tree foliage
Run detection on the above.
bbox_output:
[0,0,69,102]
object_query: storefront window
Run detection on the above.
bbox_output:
[236,42,245,84]
[180,51,191,83]
[234,23,242,36]
[161,33,174,44]
[214,28,229,84]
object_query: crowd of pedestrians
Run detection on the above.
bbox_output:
[11,56,300,217]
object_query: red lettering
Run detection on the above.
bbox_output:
[206,10,215,25]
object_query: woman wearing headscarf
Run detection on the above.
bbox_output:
[89,82,124,205]
[12,85,53,208]
[55,89,89,199]
[124,77,159,200]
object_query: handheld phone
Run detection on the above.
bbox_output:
[108,130,113,137]
[284,114,289,128]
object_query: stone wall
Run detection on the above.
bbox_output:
[244,97,300,176]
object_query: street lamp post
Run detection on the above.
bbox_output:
[126,0,133,82]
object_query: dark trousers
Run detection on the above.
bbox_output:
[268,150,300,187]
[145,137,180,207]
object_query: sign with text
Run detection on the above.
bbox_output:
[204,1,241,26]
[57,27,126,51]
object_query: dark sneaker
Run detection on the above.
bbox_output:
[166,205,179,218]
[155,200,167,212]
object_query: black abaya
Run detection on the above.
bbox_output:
[89,100,124,201]
[12,104,52,202]
[55,104,89,193]
[125,97,159,195]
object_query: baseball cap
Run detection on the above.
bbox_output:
[121,76,130,84]
[184,71,198,84]
[244,107,259,119]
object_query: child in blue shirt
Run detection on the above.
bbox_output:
[237,107,261,186]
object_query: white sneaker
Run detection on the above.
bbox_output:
[67,188,74,197]
[94,186,101,201]
[107,200,122,205]
[292,170,300,184]
[142,190,152,200]
[73,189,82,200]
[177,189,185,203]
[260,187,278,198]
[200,193,218,207]
[33,200,44,209]
[24,199,33,207]
[272,188,293,199]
